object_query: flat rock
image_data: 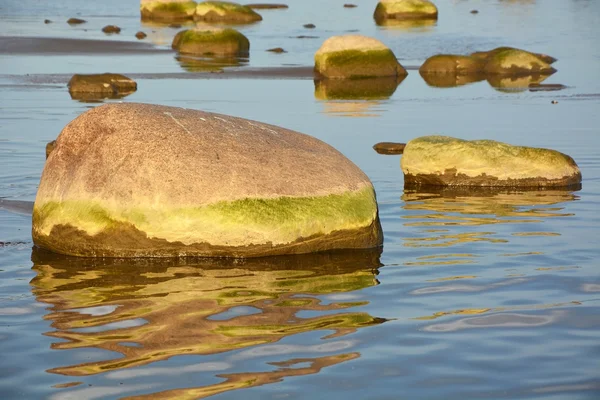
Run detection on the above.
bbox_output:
[67,73,137,100]
[67,18,86,25]
[314,35,407,79]
[401,136,581,188]
[33,103,382,257]
[195,1,262,23]
[373,142,406,155]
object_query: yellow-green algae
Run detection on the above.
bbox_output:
[315,49,405,79]
[195,1,262,21]
[374,0,438,20]
[33,186,377,248]
[141,1,197,20]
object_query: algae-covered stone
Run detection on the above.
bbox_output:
[471,46,556,65]
[172,27,249,56]
[67,73,137,100]
[314,35,406,79]
[483,48,556,76]
[401,136,581,188]
[140,0,197,22]
[419,54,485,75]
[195,1,262,23]
[33,103,382,257]
[374,0,438,24]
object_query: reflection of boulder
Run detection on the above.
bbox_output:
[314,35,407,79]
[194,1,262,23]
[140,0,197,22]
[33,103,382,257]
[373,0,438,24]
[172,27,250,56]
[401,135,581,188]
[176,54,246,72]
[487,73,551,92]
[420,70,485,88]
[30,248,384,377]
[67,73,137,101]
[374,18,436,30]
[314,75,404,100]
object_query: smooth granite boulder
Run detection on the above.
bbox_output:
[314,35,406,79]
[401,136,581,188]
[374,0,438,23]
[33,103,382,257]
[194,1,262,23]
[471,47,556,65]
[67,73,137,100]
[483,48,556,76]
[419,54,486,75]
[172,27,249,56]
[140,0,197,21]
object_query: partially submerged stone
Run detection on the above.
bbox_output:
[267,47,286,53]
[172,27,249,56]
[194,1,262,23]
[374,0,438,24]
[135,31,147,39]
[102,25,121,34]
[33,103,382,257]
[314,35,407,79]
[483,48,556,75]
[471,47,557,65]
[373,142,405,155]
[67,73,137,100]
[401,136,581,188]
[314,76,404,100]
[140,0,197,22]
[245,3,288,9]
[419,54,485,75]
[67,18,86,25]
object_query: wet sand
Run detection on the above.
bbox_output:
[0,36,171,55]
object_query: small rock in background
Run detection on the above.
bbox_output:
[102,25,121,34]
[344,4,357,8]
[303,23,316,29]
[245,3,288,9]
[44,19,52,24]
[135,31,147,39]
[267,47,287,53]
[470,9,478,14]
[67,18,86,25]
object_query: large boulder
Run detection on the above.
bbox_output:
[140,0,197,22]
[314,35,407,79]
[172,27,250,56]
[419,54,486,75]
[194,1,262,23]
[374,0,438,23]
[401,136,581,188]
[33,103,382,258]
[67,73,137,101]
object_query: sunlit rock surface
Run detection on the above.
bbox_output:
[33,103,383,257]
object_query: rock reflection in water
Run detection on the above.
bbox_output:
[487,73,552,93]
[375,18,436,31]
[401,187,579,250]
[30,248,384,385]
[176,54,247,72]
[419,71,486,89]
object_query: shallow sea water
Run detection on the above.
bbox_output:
[1,0,599,399]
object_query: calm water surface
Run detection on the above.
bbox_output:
[1,0,599,399]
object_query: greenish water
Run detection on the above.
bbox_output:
[1,0,599,399]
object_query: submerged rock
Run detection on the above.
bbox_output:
[483,48,556,75]
[135,31,148,39]
[344,4,358,8]
[140,0,197,22]
[67,73,137,100]
[33,103,383,257]
[267,47,286,53]
[374,0,438,24]
[471,47,557,65]
[314,35,407,79]
[303,23,316,29]
[401,136,581,188]
[172,27,250,56]
[67,18,86,25]
[419,54,485,75]
[102,25,121,34]
[194,1,262,23]
[245,3,288,9]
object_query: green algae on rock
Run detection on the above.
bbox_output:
[483,48,556,76]
[471,46,557,65]
[140,0,197,22]
[33,103,383,257]
[314,35,406,79]
[172,27,249,56]
[67,73,137,100]
[195,1,262,23]
[401,136,582,188]
[374,0,438,24]
[419,54,486,75]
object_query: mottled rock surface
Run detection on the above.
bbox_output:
[33,103,382,257]
[195,1,262,23]
[140,0,197,22]
[172,27,250,56]
[374,0,438,23]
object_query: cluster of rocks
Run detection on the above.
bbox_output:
[140,0,262,23]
